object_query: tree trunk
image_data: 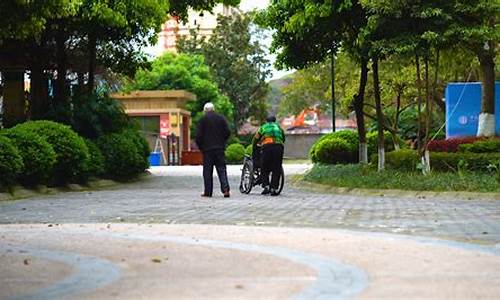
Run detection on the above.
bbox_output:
[431,49,444,114]
[422,55,431,174]
[476,49,496,137]
[2,69,26,127]
[391,88,402,151]
[415,55,423,154]
[87,32,97,93]
[354,58,368,163]
[424,56,431,148]
[55,30,68,105]
[372,57,385,171]
[30,62,49,119]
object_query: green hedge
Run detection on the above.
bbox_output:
[367,131,403,157]
[310,130,358,163]
[2,128,56,185]
[314,137,356,164]
[245,144,253,156]
[371,149,500,172]
[122,129,150,171]
[225,143,245,164]
[97,131,148,178]
[458,138,500,153]
[82,139,105,179]
[0,136,24,188]
[13,121,90,185]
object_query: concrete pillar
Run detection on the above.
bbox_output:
[2,69,25,127]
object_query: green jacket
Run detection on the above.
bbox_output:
[253,122,285,146]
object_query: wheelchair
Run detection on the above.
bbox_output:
[239,146,284,195]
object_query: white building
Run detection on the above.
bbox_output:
[155,5,239,55]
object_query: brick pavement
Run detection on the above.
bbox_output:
[1,165,499,245]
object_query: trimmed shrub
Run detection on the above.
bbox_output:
[2,128,56,185]
[122,129,150,170]
[82,139,105,178]
[367,131,403,156]
[314,138,356,164]
[426,137,497,153]
[371,149,500,172]
[245,144,253,156]
[458,138,500,153]
[225,143,245,164]
[430,152,500,172]
[370,149,420,172]
[13,121,90,185]
[97,131,148,178]
[310,130,359,163]
[0,136,24,188]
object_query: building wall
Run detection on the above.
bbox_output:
[156,4,239,54]
[284,134,324,159]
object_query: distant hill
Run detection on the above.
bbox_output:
[266,74,293,115]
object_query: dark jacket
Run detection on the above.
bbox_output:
[195,111,230,152]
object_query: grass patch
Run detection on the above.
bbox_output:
[303,164,500,193]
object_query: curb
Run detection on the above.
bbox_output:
[290,175,500,200]
[0,173,152,202]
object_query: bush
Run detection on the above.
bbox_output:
[97,131,148,178]
[71,93,132,139]
[13,121,90,185]
[82,139,105,178]
[314,138,356,164]
[245,144,253,156]
[122,129,150,170]
[367,131,402,156]
[426,137,494,152]
[2,128,56,185]
[370,149,419,172]
[371,149,500,172]
[238,134,254,146]
[430,152,500,172]
[310,130,358,163]
[0,136,24,188]
[225,143,245,164]
[458,138,500,153]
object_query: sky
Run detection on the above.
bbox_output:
[239,0,294,80]
[239,0,269,11]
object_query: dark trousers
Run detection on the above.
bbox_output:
[261,144,284,190]
[202,149,230,195]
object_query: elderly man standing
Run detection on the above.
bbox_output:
[195,102,231,198]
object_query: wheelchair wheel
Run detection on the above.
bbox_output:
[239,159,254,194]
[277,166,285,195]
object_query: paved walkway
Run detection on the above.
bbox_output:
[1,165,499,245]
[1,164,500,299]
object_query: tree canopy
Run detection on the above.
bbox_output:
[178,12,271,130]
[128,52,233,130]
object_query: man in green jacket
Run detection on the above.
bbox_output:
[253,115,285,196]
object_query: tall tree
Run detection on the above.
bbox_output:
[128,52,234,132]
[178,13,271,131]
[0,0,240,127]
[259,0,373,163]
[447,0,499,136]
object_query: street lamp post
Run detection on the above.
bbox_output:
[331,49,336,132]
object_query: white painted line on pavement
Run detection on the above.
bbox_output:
[85,230,368,300]
[0,244,121,300]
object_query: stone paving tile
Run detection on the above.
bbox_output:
[0,174,499,245]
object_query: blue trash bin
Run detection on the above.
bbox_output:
[149,152,161,166]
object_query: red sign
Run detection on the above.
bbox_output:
[160,114,170,138]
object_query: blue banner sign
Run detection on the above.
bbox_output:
[445,82,500,138]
